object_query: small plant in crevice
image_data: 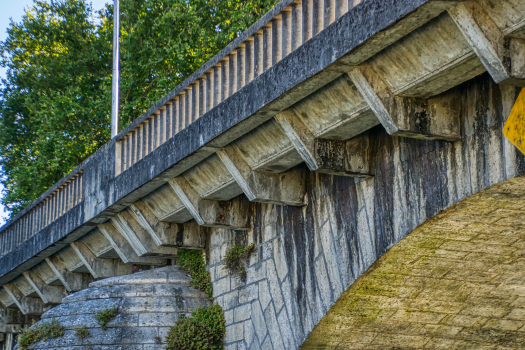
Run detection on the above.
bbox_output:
[178,248,213,298]
[165,304,225,350]
[94,306,117,330]
[17,318,65,350]
[75,326,91,339]
[223,244,255,282]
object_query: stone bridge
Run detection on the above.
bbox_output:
[1,0,525,348]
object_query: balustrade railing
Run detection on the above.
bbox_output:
[0,172,82,257]
[115,0,362,175]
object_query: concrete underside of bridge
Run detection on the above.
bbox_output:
[302,175,525,349]
[1,0,525,348]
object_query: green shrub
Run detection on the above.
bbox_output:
[223,244,255,282]
[94,306,117,330]
[75,326,91,339]
[165,304,225,350]
[178,249,213,298]
[17,318,64,349]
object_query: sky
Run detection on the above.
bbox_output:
[0,0,110,225]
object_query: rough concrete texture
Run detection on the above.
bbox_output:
[302,174,525,349]
[22,266,211,349]
[207,74,525,350]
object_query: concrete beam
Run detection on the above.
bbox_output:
[130,201,208,248]
[1,285,43,315]
[175,221,207,249]
[289,74,379,141]
[97,222,167,265]
[169,177,251,230]
[44,256,92,292]
[181,154,244,201]
[78,228,120,259]
[70,242,131,279]
[111,211,179,257]
[228,119,304,174]
[0,305,30,326]
[275,110,375,177]
[129,202,177,247]
[140,183,193,223]
[348,63,461,141]
[217,145,306,206]
[449,1,525,87]
[22,271,65,305]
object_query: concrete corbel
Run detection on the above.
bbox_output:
[45,256,92,292]
[448,1,525,87]
[70,241,131,280]
[217,145,306,206]
[348,63,461,141]
[97,222,167,265]
[111,211,179,257]
[275,110,375,177]
[130,201,207,249]
[169,177,251,230]
[1,285,43,316]
[22,271,65,305]
[129,201,179,247]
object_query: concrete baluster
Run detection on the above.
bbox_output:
[237,45,245,90]
[229,52,237,97]
[336,0,348,19]
[324,0,336,27]
[245,38,254,84]
[254,30,264,77]
[272,15,283,65]
[303,0,313,42]
[282,7,293,58]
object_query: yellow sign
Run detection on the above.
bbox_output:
[504,88,525,155]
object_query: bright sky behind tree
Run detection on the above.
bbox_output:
[0,0,110,225]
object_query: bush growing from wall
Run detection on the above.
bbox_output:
[165,304,225,350]
[178,248,213,298]
[224,244,255,282]
[94,306,117,330]
[166,249,225,349]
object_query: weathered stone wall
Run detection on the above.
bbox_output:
[207,74,525,350]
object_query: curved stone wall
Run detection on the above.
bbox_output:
[24,266,211,349]
[302,174,525,348]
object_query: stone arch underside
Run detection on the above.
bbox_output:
[301,174,525,349]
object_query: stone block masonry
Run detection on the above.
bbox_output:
[207,74,525,350]
[302,175,525,349]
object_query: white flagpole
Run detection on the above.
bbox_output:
[111,0,120,138]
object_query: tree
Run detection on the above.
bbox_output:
[0,0,277,217]
[0,0,112,215]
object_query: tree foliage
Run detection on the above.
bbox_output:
[0,0,277,216]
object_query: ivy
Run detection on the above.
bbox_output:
[178,249,213,298]
[165,304,225,350]
[17,318,64,350]
[94,306,117,330]
[224,244,255,282]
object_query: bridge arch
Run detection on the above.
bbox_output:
[301,174,525,349]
